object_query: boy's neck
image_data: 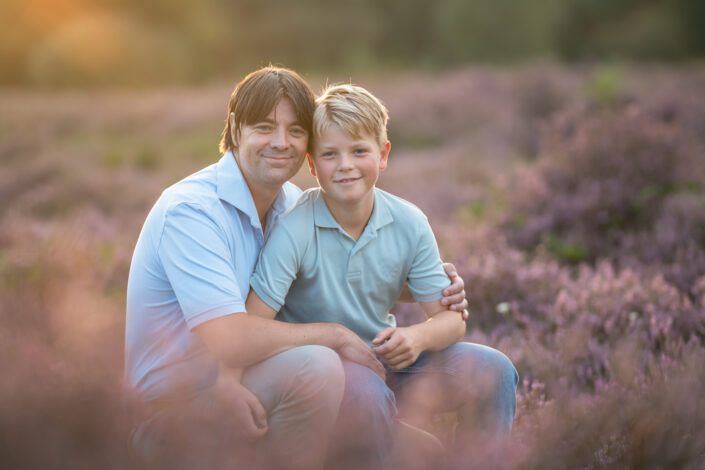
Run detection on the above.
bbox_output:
[321,189,376,242]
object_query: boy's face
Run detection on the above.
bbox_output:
[308,124,389,208]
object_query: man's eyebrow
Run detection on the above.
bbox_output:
[256,118,305,128]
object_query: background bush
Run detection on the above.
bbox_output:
[3,64,705,468]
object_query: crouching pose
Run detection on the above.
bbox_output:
[246,83,518,469]
[124,66,469,470]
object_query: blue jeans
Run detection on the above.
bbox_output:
[328,342,519,470]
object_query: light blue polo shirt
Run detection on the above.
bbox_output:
[250,187,450,345]
[124,152,301,402]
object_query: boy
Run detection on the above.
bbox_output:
[246,84,517,468]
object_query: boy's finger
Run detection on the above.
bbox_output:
[388,357,411,370]
[372,327,395,345]
[373,333,402,356]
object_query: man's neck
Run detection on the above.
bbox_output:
[245,178,281,232]
[322,190,375,242]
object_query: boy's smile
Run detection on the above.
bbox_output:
[308,125,390,215]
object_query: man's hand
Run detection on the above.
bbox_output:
[441,262,469,320]
[333,325,386,380]
[372,327,423,370]
[217,369,268,439]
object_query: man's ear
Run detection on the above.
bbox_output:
[307,154,316,176]
[229,112,239,146]
[378,141,391,171]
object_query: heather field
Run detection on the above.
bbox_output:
[2,64,705,469]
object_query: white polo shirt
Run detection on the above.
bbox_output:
[124,152,301,402]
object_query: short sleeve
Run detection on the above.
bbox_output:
[407,217,451,302]
[158,203,245,329]
[250,221,302,312]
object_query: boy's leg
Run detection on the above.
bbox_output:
[387,342,518,466]
[242,345,346,470]
[327,360,397,470]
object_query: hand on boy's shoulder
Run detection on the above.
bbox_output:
[441,262,469,319]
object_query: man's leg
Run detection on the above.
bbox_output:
[327,360,397,470]
[387,342,518,467]
[242,345,345,470]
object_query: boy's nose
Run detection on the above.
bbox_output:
[338,153,354,170]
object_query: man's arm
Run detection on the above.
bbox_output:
[195,303,385,379]
[372,299,466,370]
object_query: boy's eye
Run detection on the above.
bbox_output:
[321,151,335,158]
[353,148,368,155]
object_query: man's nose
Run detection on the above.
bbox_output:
[270,127,290,149]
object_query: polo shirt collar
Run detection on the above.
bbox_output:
[216,151,288,229]
[313,188,394,233]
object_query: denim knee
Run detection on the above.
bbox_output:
[338,361,396,444]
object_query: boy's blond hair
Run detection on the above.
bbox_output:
[314,84,389,147]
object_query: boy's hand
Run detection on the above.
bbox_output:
[372,327,423,370]
[441,262,469,320]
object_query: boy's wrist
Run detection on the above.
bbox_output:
[405,324,428,353]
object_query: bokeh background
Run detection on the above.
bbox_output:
[1,0,705,468]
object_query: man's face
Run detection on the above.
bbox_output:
[232,98,308,193]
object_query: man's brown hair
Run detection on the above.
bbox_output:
[219,66,316,154]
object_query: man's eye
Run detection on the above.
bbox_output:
[255,125,273,132]
[290,128,306,137]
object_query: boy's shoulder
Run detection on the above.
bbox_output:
[374,187,429,226]
[273,187,321,232]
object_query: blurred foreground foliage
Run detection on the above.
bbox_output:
[2,64,705,467]
[1,0,704,87]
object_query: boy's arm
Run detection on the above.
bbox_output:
[398,262,469,318]
[372,299,466,370]
[245,289,278,320]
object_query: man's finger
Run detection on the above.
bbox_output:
[442,292,466,307]
[442,262,458,279]
[247,395,268,431]
[365,356,386,380]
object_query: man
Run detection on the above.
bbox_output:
[124,66,468,469]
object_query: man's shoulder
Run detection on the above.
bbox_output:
[161,165,218,204]
[160,164,221,212]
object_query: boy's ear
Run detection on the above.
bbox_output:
[378,141,391,171]
[306,154,316,176]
